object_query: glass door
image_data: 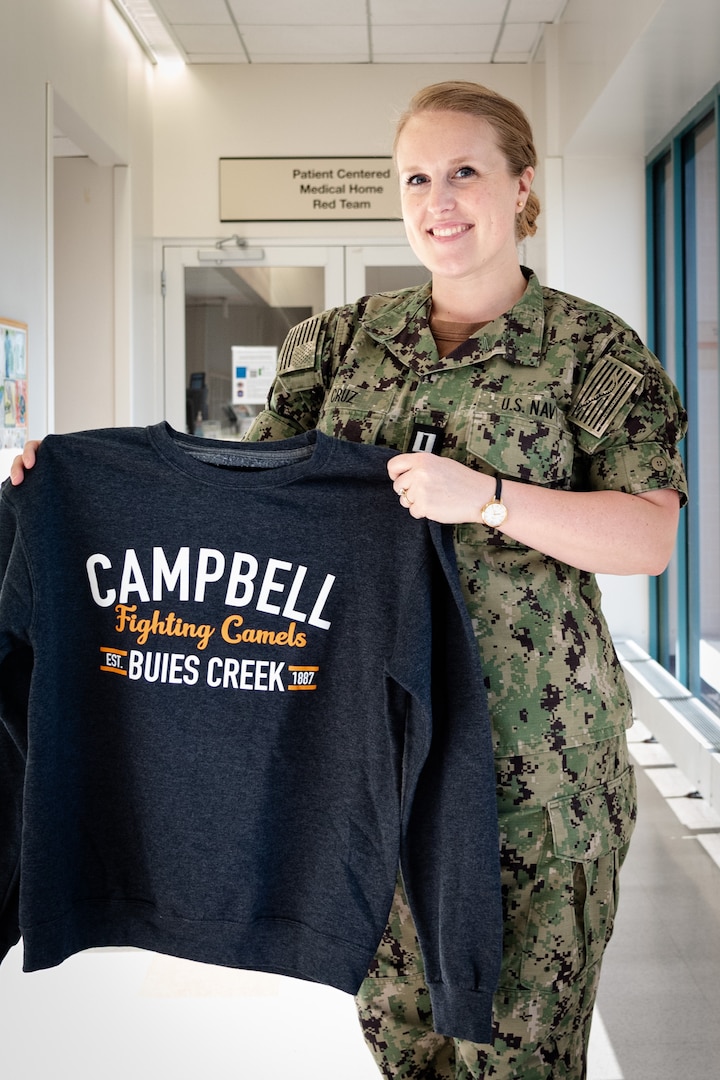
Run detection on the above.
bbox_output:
[344,244,428,301]
[162,244,345,434]
[161,241,425,437]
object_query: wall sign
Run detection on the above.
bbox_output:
[219,157,400,222]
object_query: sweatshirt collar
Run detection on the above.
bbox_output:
[361,267,545,374]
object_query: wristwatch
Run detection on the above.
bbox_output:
[480,476,508,528]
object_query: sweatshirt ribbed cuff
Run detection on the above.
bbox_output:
[427,983,495,1045]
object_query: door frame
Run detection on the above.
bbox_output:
[344,243,424,300]
[162,242,347,430]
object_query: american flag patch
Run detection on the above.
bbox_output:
[569,357,643,437]
[278,316,322,372]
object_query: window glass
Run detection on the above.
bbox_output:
[651,152,680,674]
[687,115,720,708]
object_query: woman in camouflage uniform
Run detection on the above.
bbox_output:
[11,82,686,1079]
[244,82,687,1079]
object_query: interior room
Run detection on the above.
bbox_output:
[1,2,720,1077]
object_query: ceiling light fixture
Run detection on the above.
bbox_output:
[111,0,185,65]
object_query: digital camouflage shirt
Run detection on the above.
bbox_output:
[246,269,688,758]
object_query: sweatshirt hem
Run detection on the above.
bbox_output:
[20,901,374,995]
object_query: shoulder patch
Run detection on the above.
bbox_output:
[569,357,644,438]
[278,315,323,373]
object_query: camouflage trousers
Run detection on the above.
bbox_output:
[356,735,637,1079]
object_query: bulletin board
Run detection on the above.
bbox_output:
[1,318,28,449]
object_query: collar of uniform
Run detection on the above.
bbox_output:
[360,268,544,374]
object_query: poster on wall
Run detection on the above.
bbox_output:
[1,318,28,449]
[231,346,277,406]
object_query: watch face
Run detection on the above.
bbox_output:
[481,500,507,528]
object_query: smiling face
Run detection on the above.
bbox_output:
[395,109,534,288]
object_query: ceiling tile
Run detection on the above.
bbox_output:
[123,0,564,65]
[377,51,495,64]
[173,25,245,52]
[154,0,231,23]
[227,0,367,25]
[506,0,566,21]
[496,22,541,52]
[373,23,500,56]
[240,25,370,60]
[370,0,507,25]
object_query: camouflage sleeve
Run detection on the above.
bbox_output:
[245,309,343,443]
[568,328,688,505]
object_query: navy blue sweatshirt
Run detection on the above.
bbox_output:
[0,425,501,1043]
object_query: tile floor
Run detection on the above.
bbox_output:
[592,721,720,1080]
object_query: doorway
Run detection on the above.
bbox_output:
[162,242,426,435]
[51,89,129,433]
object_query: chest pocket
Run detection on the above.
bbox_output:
[467,393,575,487]
[316,385,394,445]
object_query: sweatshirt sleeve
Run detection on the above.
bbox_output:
[0,711,24,960]
[391,522,502,1045]
[0,486,33,962]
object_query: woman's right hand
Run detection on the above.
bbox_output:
[9,441,41,486]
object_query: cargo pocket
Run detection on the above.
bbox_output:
[518,765,636,990]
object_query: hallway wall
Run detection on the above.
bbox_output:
[54,156,114,433]
[151,62,537,242]
[0,0,155,437]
